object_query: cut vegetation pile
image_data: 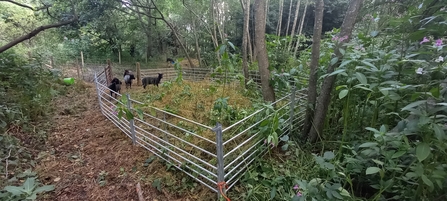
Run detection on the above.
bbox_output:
[126,80,253,127]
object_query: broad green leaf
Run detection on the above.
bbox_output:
[26,193,37,200]
[270,187,276,199]
[329,69,346,76]
[355,72,367,85]
[228,41,235,50]
[379,125,386,133]
[401,100,427,111]
[416,143,430,162]
[323,151,335,160]
[330,57,339,65]
[354,85,373,91]
[370,31,379,37]
[331,190,343,199]
[359,142,378,148]
[23,177,36,193]
[339,60,353,68]
[339,48,345,56]
[33,185,55,194]
[366,167,381,175]
[391,151,406,159]
[430,87,440,98]
[361,61,377,69]
[421,175,434,189]
[339,89,349,99]
[336,85,347,90]
[339,187,351,197]
[4,186,24,196]
[432,123,445,140]
[372,159,384,166]
[365,127,380,133]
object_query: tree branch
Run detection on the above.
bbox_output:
[0,0,35,10]
[0,17,78,53]
[0,0,50,11]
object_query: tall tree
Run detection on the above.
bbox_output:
[287,0,301,51]
[276,0,284,37]
[307,0,364,142]
[254,0,276,102]
[241,0,251,88]
[293,0,308,56]
[302,0,324,138]
[285,0,293,37]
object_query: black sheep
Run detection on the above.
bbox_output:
[109,78,122,98]
[166,58,175,64]
[142,73,163,89]
[123,70,136,89]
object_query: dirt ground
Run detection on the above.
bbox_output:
[35,81,213,201]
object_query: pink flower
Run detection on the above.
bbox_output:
[435,39,443,46]
[420,37,430,44]
[332,36,339,41]
[293,184,299,190]
[338,35,348,42]
[297,192,302,197]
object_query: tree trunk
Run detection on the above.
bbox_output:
[276,0,284,37]
[301,0,324,138]
[241,0,250,88]
[192,20,202,67]
[211,0,222,64]
[293,0,308,56]
[287,0,301,51]
[285,0,293,37]
[265,0,270,24]
[308,0,364,142]
[254,0,276,103]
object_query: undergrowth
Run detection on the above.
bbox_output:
[0,50,77,199]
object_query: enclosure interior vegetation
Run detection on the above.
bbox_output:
[1,0,447,201]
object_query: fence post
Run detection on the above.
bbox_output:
[94,73,105,116]
[163,112,170,155]
[213,122,226,199]
[136,62,141,86]
[126,93,136,145]
[289,85,297,134]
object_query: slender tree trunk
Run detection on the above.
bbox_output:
[247,16,253,62]
[276,0,284,37]
[308,0,364,142]
[211,0,222,64]
[192,20,202,67]
[293,0,308,56]
[287,0,301,51]
[241,0,250,88]
[265,0,270,24]
[251,7,257,62]
[254,0,275,102]
[301,0,324,138]
[285,0,293,37]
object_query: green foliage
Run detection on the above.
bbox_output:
[115,95,144,121]
[0,172,55,201]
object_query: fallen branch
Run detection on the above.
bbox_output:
[136,182,144,201]
[1,149,12,178]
